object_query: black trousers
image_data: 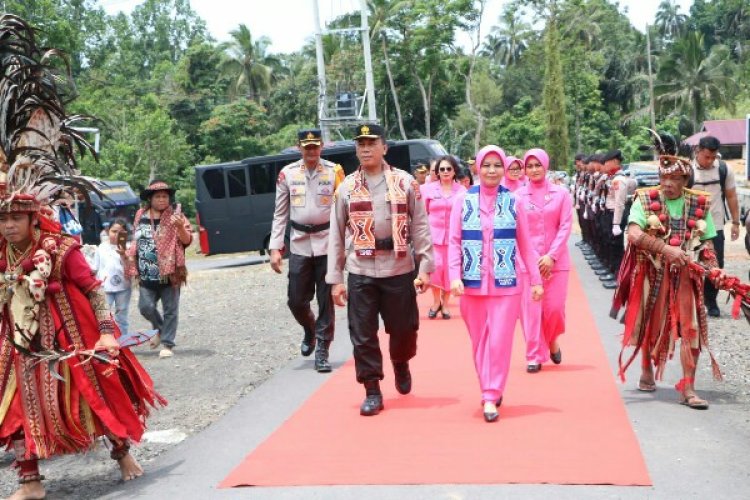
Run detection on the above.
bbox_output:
[595,209,609,265]
[704,230,725,308]
[603,209,624,274]
[347,272,419,383]
[577,207,588,243]
[288,254,334,342]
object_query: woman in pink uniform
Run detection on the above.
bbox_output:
[502,155,543,372]
[501,156,526,191]
[515,148,572,369]
[449,145,543,422]
[423,155,466,319]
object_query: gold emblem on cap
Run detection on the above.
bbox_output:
[306,131,315,140]
[361,125,370,135]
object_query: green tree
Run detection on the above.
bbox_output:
[542,15,569,169]
[219,24,283,102]
[655,0,688,41]
[482,4,532,67]
[198,100,271,161]
[655,31,737,132]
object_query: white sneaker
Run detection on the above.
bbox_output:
[159,347,174,358]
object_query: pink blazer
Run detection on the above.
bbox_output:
[423,181,466,246]
[447,190,542,297]
[514,183,572,271]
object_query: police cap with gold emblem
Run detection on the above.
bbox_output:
[298,129,323,147]
[354,123,385,140]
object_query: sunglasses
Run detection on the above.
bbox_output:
[438,167,453,172]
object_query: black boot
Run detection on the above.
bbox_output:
[314,340,332,373]
[360,380,384,416]
[393,361,412,395]
[300,326,315,357]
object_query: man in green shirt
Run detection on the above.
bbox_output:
[612,154,726,410]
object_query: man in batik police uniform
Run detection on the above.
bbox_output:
[327,124,434,416]
[270,129,344,372]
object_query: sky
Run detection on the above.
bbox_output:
[100,0,695,54]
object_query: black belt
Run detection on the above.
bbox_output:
[375,237,394,250]
[291,221,330,233]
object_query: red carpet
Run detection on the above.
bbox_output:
[220,268,651,487]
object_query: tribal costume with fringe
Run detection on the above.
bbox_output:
[611,159,723,387]
[0,14,165,476]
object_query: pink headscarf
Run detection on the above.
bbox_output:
[523,148,551,206]
[502,155,526,192]
[474,145,507,211]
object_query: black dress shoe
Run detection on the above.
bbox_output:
[602,280,617,289]
[360,394,384,416]
[595,268,611,276]
[550,349,562,364]
[315,357,332,373]
[707,305,720,318]
[598,273,615,281]
[526,363,542,373]
[590,264,606,271]
[393,362,412,395]
[300,327,315,357]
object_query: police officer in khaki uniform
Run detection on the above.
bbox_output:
[270,129,344,372]
[603,149,627,284]
[327,124,434,416]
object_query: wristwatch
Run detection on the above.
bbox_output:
[732,220,740,226]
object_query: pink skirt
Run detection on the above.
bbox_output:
[430,244,450,291]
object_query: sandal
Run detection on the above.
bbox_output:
[638,379,656,392]
[441,308,451,320]
[427,304,442,319]
[680,393,709,410]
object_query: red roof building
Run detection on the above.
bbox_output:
[684,119,747,159]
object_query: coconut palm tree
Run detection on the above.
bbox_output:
[219,24,282,102]
[655,31,737,133]
[654,0,687,42]
[482,6,532,67]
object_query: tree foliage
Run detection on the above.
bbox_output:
[15,0,748,212]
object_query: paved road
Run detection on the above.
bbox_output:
[105,240,750,499]
[187,253,267,272]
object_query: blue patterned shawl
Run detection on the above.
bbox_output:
[460,185,518,288]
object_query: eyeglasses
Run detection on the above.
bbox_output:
[438,167,453,172]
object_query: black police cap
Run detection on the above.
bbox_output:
[603,149,623,162]
[298,129,322,146]
[354,123,385,140]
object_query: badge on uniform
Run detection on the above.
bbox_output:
[320,196,331,205]
[292,196,305,207]
[277,171,286,185]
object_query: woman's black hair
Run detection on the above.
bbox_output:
[109,218,129,233]
[435,155,460,182]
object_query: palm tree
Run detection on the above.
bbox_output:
[219,24,282,102]
[482,6,532,67]
[368,0,411,139]
[654,0,687,41]
[655,31,737,132]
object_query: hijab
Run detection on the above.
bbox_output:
[523,148,551,207]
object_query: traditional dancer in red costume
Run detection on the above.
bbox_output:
[0,15,164,499]
[612,132,727,410]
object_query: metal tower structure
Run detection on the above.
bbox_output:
[313,0,378,142]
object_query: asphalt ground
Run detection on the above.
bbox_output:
[99,238,750,500]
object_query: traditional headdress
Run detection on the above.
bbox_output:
[647,129,693,178]
[0,14,98,215]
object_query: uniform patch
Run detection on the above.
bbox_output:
[277,171,286,185]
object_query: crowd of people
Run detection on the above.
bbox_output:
[270,124,579,422]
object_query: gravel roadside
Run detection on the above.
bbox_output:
[1,240,748,499]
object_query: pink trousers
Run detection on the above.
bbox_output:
[460,294,521,403]
[519,272,545,364]
[521,270,569,363]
